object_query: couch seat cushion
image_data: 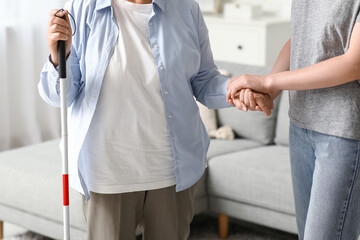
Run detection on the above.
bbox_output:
[207,145,295,215]
[0,139,208,230]
[217,101,280,145]
[0,140,86,231]
[207,139,262,160]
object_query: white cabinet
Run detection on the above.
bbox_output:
[205,16,291,67]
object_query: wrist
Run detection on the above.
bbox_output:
[265,74,276,92]
[49,53,59,67]
[268,90,282,101]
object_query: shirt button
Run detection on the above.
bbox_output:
[149,22,153,26]
[176,159,180,163]
[168,114,172,119]
[160,66,164,70]
[154,44,159,49]
[172,136,175,140]
[164,91,169,95]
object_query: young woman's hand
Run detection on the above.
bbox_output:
[226,74,271,104]
[47,9,72,67]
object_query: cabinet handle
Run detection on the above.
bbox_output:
[238,45,243,50]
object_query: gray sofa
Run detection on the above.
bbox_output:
[0,67,297,239]
[207,89,296,236]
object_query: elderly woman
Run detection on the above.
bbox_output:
[39,0,272,239]
[227,1,360,239]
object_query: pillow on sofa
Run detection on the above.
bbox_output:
[197,101,217,133]
[274,91,290,146]
[217,97,280,145]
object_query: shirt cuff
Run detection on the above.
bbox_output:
[48,52,71,69]
[48,54,59,72]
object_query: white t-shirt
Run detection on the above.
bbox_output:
[82,0,176,194]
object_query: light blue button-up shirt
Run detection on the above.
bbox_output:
[39,0,231,200]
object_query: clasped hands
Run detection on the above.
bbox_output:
[226,74,274,116]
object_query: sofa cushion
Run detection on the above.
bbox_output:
[207,146,295,215]
[207,139,262,160]
[0,139,208,233]
[197,101,217,133]
[274,91,290,146]
[0,140,86,232]
[217,96,280,145]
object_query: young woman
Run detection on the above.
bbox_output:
[227,1,360,239]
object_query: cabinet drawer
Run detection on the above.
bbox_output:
[207,25,263,66]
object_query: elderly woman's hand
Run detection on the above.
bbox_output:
[47,9,72,67]
[230,89,274,116]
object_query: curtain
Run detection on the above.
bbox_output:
[0,0,67,151]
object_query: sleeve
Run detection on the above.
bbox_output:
[38,0,83,108]
[357,8,360,22]
[190,1,232,110]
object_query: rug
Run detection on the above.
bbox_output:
[3,214,298,240]
[189,214,297,240]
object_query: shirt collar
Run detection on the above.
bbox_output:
[95,0,112,11]
[95,0,166,12]
[153,0,166,13]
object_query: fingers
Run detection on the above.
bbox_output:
[244,89,256,109]
[49,23,69,36]
[249,91,256,109]
[226,89,232,103]
[227,75,246,91]
[233,98,242,110]
[48,10,72,39]
[233,97,247,111]
[242,89,259,112]
[230,79,248,101]
[227,77,237,89]
[254,94,273,116]
[230,93,239,107]
[244,89,250,106]
[264,94,274,111]
[226,77,236,91]
[227,75,246,103]
[257,100,270,116]
[231,86,239,101]
[64,10,71,24]
[229,98,235,107]
[47,29,69,42]
[49,10,71,28]
[230,89,263,112]
[254,96,267,112]
[47,9,73,66]
[226,86,238,104]
[239,89,248,111]
[231,91,246,111]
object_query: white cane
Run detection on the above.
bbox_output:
[58,15,70,240]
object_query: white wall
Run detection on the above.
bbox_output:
[0,0,68,151]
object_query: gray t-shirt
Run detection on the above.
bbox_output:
[289,0,360,140]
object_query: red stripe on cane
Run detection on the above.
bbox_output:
[63,174,69,206]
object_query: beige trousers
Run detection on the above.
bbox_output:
[81,183,198,240]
